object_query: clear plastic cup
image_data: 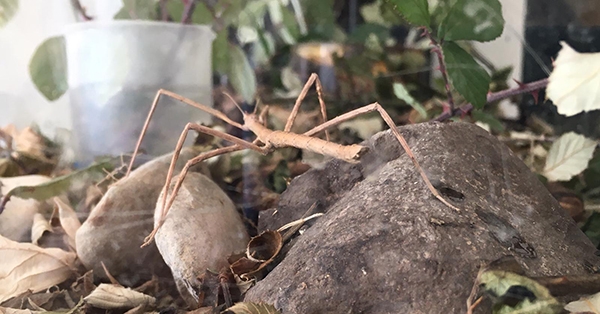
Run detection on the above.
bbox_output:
[65,21,215,164]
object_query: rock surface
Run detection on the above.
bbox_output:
[155,172,249,308]
[75,147,209,286]
[244,122,600,313]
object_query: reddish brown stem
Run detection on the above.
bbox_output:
[181,0,197,24]
[433,78,549,122]
[424,28,454,112]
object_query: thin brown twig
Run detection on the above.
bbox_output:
[433,77,549,122]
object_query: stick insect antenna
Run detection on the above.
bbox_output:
[223,92,246,116]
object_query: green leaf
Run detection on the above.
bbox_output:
[216,0,246,26]
[438,0,504,42]
[29,36,68,101]
[348,23,390,44]
[166,0,213,23]
[302,0,337,39]
[582,212,600,247]
[471,111,504,132]
[0,161,113,214]
[113,0,159,20]
[212,30,229,74]
[386,0,430,28]
[227,44,256,103]
[393,83,428,119]
[442,42,490,108]
[0,0,18,28]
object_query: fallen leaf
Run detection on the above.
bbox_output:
[0,234,77,303]
[0,161,113,214]
[224,302,280,314]
[54,197,80,251]
[31,213,53,246]
[0,175,52,242]
[547,42,600,117]
[0,308,44,314]
[84,284,155,310]
[543,132,596,182]
[564,290,600,313]
[480,270,562,314]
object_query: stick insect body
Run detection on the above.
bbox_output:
[126,74,460,247]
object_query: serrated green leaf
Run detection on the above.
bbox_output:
[0,0,18,28]
[442,42,490,108]
[226,302,281,314]
[227,44,256,103]
[113,0,159,20]
[543,132,596,182]
[386,0,430,28]
[438,0,504,42]
[29,36,68,101]
[393,83,427,119]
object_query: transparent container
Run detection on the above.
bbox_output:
[65,21,215,164]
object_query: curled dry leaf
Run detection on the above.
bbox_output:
[547,42,600,117]
[84,284,156,310]
[0,234,76,303]
[224,302,280,314]
[54,197,80,251]
[246,231,283,263]
[565,290,600,313]
[230,231,283,280]
[543,132,596,181]
[31,213,52,246]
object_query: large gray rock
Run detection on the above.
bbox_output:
[245,122,600,313]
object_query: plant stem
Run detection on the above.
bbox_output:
[160,0,169,21]
[181,0,198,24]
[424,28,454,112]
[71,0,93,21]
[432,78,550,122]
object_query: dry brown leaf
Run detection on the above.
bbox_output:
[30,213,52,246]
[0,234,77,303]
[0,175,51,242]
[54,197,80,251]
[224,302,280,314]
[8,127,53,164]
[83,284,156,310]
[0,307,45,314]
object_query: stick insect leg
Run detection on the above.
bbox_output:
[303,102,460,212]
[142,124,270,247]
[126,89,245,177]
[284,73,330,141]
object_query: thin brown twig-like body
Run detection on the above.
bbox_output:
[131,74,459,247]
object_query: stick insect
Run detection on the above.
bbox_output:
[126,73,460,247]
